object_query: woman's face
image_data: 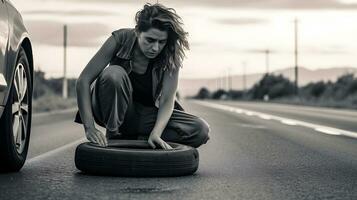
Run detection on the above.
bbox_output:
[137,28,168,59]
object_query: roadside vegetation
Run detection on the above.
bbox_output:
[192,73,357,110]
[33,70,357,113]
[33,70,77,113]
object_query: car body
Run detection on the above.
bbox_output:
[0,0,33,172]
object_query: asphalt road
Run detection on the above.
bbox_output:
[1,100,357,200]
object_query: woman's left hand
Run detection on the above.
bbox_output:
[148,133,173,150]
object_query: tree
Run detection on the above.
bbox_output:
[195,87,211,99]
[212,89,227,99]
[250,74,295,99]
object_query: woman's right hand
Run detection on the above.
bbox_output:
[85,127,108,147]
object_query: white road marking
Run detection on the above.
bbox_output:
[280,119,298,126]
[238,124,266,129]
[258,114,272,120]
[27,137,87,164]
[245,111,254,116]
[314,128,341,135]
[195,101,357,139]
[234,109,243,114]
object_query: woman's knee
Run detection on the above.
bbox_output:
[192,117,210,147]
[100,65,128,86]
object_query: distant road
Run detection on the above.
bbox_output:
[1,100,357,200]
[201,100,357,137]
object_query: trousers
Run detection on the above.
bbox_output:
[90,65,210,148]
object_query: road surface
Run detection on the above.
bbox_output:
[1,100,357,200]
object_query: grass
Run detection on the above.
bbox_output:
[270,94,357,110]
[32,95,77,113]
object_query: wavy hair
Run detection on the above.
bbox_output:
[135,3,189,73]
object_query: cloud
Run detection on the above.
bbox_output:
[165,0,357,9]
[189,42,281,54]
[241,48,279,54]
[24,20,111,47]
[304,46,350,55]
[214,18,267,25]
[22,10,119,16]
[60,0,357,9]
[240,46,350,55]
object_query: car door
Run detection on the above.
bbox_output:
[0,0,9,91]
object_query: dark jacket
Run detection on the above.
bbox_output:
[74,28,184,125]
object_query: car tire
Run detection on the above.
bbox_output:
[0,47,32,172]
[75,140,199,177]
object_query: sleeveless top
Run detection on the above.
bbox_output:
[73,28,184,125]
[129,61,155,107]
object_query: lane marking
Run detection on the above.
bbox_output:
[280,119,298,126]
[314,128,341,135]
[246,111,254,116]
[27,137,87,164]
[258,114,272,120]
[195,101,357,139]
[238,124,266,129]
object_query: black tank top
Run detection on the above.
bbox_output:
[129,61,155,107]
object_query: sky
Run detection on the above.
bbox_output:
[8,0,357,79]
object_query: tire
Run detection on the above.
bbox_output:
[75,140,199,177]
[0,47,32,172]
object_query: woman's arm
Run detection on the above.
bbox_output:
[75,36,117,146]
[148,68,179,149]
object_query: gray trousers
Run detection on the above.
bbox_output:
[91,65,210,148]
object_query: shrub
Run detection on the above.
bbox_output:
[250,74,295,99]
[329,74,355,99]
[228,90,244,99]
[212,89,227,99]
[33,69,77,99]
[195,87,211,99]
[302,81,326,98]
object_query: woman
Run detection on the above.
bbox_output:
[74,3,210,149]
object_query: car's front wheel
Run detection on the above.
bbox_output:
[0,47,32,172]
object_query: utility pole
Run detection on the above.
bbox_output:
[265,49,270,75]
[223,70,227,91]
[62,24,68,99]
[294,18,299,95]
[242,61,247,92]
[225,69,229,91]
[228,67,232,91]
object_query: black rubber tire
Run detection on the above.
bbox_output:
[75,140,199,177]
[0,47,32,172]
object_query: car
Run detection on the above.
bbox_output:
[0,0,33,172]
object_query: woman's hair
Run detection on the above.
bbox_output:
[135,3,189,73]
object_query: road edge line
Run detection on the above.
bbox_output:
[26,137,87,164]
[194,100,357,139]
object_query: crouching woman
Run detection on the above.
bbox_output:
[74,3,210,149]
